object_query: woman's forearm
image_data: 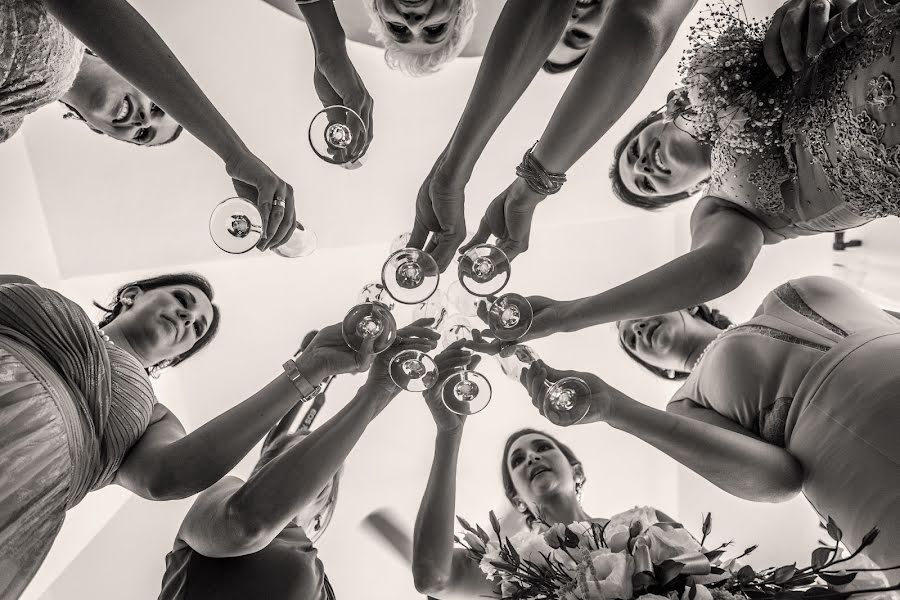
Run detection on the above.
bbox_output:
[297,0,347,55]
[441,0,576,182]
[43,0,247,162]
[158,375,308,497]
[601,391,803,502]
[560,244,752,332]
[413,429,464,595]
[227,385,386,537]
[532,0,697,173]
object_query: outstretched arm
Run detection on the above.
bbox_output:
[550,200,765,336]
[532,0,698,173]
[440,0,577,182]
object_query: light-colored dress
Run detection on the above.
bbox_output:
[158,523,332,600]
[681,3,900,243]
[672,276,900,576]
[0,0,84,143]
[0,284,156,600]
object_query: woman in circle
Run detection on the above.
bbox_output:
[0,274,373,600]
[157,321,442,600]
[411,346,680,598]
[503,0,900,344]
[360,0,477,77]
[522,276,900,577]
[1,0,295,248]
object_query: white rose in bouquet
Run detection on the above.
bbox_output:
[637,594,671,600]
[604,506,658,552]
[479,540,503,579]
[681,584,714,600]
[643,524,703,564]
[509,529,556,565]
[576,549,635,600]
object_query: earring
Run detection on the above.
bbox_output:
[149,360,171,379]
[517,501,528,513]
[666,370,676,379]
[120,297,134,307]
[575,477,585,503]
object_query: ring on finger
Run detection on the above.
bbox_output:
[273,195,286,209]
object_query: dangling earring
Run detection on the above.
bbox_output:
[120,296,134,308]
[575,477,585,504]
[517,501,528,513]
[666,370,676,379]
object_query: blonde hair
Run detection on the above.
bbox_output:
[362,0,477,77]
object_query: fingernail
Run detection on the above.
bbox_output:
[774,65,786,77]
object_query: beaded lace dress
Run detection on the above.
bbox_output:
[679,1,899,240]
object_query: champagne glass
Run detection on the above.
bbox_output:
[308,105,368,168]
[388,291,448,392]
[485,293,533,342]
[438,313,475,350]
[381,248,440,305]
[498,345,591,426]
[458,244,511,297]
[446,280,482,318]
[440,363,492,416]
[209,197,317,257]
[388,232,411,254]
[342,283,397,354]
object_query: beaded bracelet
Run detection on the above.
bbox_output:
[516,142,567,195]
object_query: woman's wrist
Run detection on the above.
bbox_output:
[292,354,327,387]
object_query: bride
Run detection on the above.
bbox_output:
[410,345,681,599]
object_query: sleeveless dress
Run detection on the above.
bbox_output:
[158,523,333,600]
[680,2,900,243]
[672,276,900,577]
[0,0,84,143]
[0,284,156,600]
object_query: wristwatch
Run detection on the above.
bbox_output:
[282,360,319,403]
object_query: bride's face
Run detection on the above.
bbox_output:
[617,311,695,372]
[507,433,578,507]
[617,120,710,198]
[546,0,606,68]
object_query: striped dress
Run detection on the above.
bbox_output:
[0,283,156,600]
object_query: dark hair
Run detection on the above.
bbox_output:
[609,111,710,210]
[501,428,584,529]
[94,272,220,370]
[542,51,587,75]
[619,305,733,381]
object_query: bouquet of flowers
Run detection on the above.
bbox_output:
[456,506,898,600]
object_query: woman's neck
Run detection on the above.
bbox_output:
[101,321,150,368]
[683,326,723,373]
[60,54,97,112]
[533,495,592,527]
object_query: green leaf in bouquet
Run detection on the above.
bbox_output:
[791,573,819,587]
[490,511,501,536]
[818,572,857,586]
[811,547,833,570]
[710,567,726,575]
[506,538,521,567]
[771,564,797,584]
[803,586,850,600]
[633,570,658,591]
[564,527,580,548]
[824,517,842,543]
[591,522,607,549]
[657,560,686,586]
[545,533,562,550]
[737,565,757,583]
[736,545,759,560]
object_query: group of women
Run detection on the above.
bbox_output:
[1,0,898,599]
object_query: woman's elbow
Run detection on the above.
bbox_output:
[707,248,754,296]
[609,1,682,54]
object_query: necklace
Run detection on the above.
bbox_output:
[692,324,738,371]
[98,327,115,346]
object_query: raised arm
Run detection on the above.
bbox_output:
[409,0,577,270]
[518,199,765,342]
[413,347,496,599]
[532,0,698,173]
[177,325,437,557]
[524,363,804,503]
[42,0,296,249]
[114,324,373,501]
[0,275,38,287]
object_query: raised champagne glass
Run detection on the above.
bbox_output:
[308,105,368,169]
[388,290,448,392]
[209,197,317,257]
[458,244,511,297]
[341,283,397,354]
[381,247,440,305]
[485,293,533,342]
[498,345,591,426]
